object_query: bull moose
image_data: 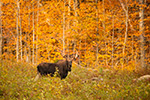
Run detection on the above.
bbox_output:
[34,52,78,81]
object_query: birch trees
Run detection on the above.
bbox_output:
[139,0,145,68]
[16,0,19,62]
[0,1,2,60]
[0,1,3,64]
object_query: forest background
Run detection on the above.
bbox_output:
[0,0,150,70]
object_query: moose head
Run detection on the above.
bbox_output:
[57,51,79,72]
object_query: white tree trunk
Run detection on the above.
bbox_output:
[112,15,114,68]
[119,0,128,68]
[0,1,2,60]
[27,3,31,63]
[36,0,40,64]
[16,0,19,62]
[19,4,22,61]
[139,0,145,68]
[95,0,99,67]
[63,0,66,55]
[32,2,35,64]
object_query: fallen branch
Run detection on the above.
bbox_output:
[133,75,150,82]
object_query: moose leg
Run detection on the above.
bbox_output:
[34,72,41,81]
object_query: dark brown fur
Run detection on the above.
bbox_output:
[36,61,70,80]
[34,52,78,81]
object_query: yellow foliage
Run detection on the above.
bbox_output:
[0,0,149,70]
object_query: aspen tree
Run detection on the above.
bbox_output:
[32,1,35,64]
[139,0,145,68]
[16,0,19,62]
[0,1,2,60]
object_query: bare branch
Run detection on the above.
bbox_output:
[118,0,127,12]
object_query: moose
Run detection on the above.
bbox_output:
[34,52,78,81]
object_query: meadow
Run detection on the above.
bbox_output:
[0,61,150,100]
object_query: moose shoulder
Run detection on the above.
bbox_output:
[34,52,78,81]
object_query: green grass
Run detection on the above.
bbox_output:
[0,61,150,100]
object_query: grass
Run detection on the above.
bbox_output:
[0,60,150,100]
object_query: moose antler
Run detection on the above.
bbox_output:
[60,48,79,61]
[74,51,79,60]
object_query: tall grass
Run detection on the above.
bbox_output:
[0,61,150,100]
